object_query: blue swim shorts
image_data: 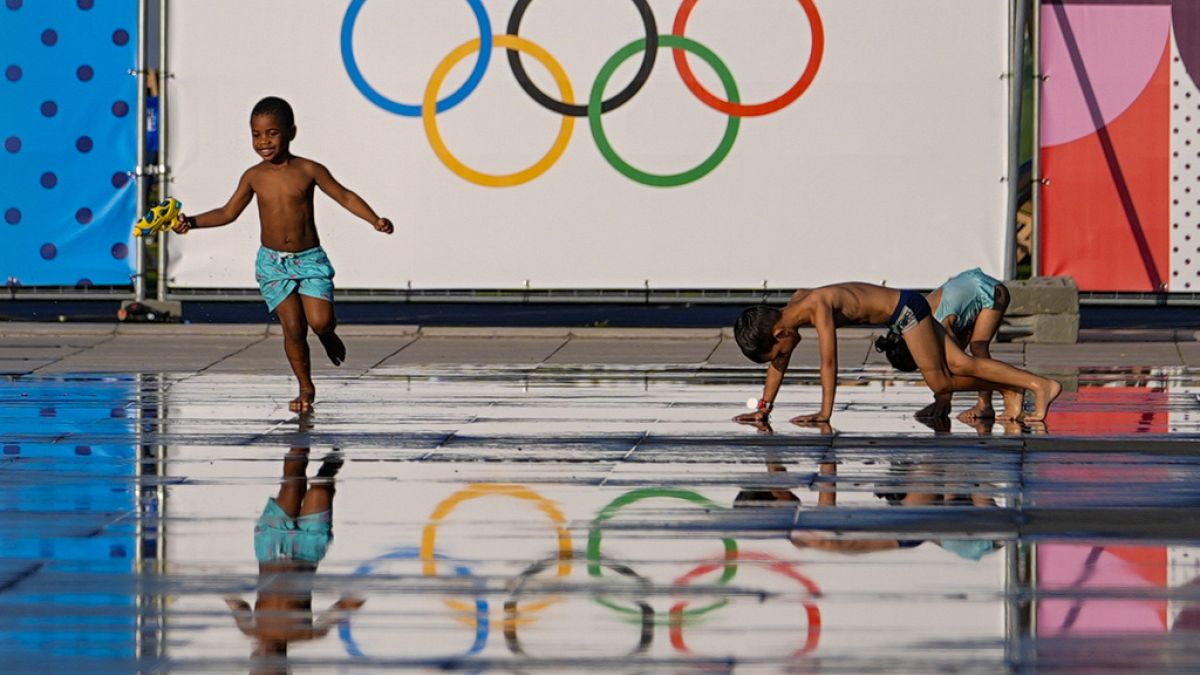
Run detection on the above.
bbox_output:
[253,497,333,564]
[254,246,336,313]
[933,267,1001,329]
[887,289,931,335]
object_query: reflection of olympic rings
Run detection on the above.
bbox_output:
[672,0,825,118]
[669,551,821,657]
[339,546,489,658]
[421,484,572,625]
[504,553,654,658]
[507,0,657,117]
[424,35,575,188]
[341,0,493,117]
[587,488,737,623]
[341,0,824,187]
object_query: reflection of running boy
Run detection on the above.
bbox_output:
[878,268,1013,420]
[172,96,394,413]
[224,443,363,663]
[732,282,1060,425]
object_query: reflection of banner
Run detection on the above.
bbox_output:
[669,551,821,657]
[0,1,137,286]
[588,487,737,623]
[340,546,489,658]
[421,484,572,626]
[168,0,1009,290]
[1038,1,1200,291]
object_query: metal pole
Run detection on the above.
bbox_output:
[134,0,148,301]
[1031,0,1043,278]
[156,0,169,302]
[1004,0,1030,281]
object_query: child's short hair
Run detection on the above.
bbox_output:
[251,96,295,128]
[874,333,918,372]
[734,306,782,363]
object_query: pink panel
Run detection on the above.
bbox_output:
[1041,4,1171,147]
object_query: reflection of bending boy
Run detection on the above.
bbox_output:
[225,445,363,660]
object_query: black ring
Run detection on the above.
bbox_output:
[506,0,657,117]
[503,553,653,658]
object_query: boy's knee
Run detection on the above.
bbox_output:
[280,318,307,341]
[921,370,954,396]
[310,316,336,336]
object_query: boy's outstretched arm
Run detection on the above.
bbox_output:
[172,171,254,233]
[734,352,790,425]
[311,162,393,234]
[792,299,837,424]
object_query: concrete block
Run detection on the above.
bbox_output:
[1005,276,1079,316]
[1006,313,1079,344]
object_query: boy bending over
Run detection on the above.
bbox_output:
[173,96,394,412]
[732,282,1060,425]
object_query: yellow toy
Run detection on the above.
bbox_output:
[133,198,182,237]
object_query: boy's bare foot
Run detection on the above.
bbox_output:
[958,404,995,422]
[319,331,346,367]
[1024,378,1062,422]
[998,390,1024,420]
[289,388,315,413]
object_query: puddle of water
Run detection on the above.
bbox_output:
[0,371,1198,671]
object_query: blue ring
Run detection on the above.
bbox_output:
[341,0,492,117]
[339,546,489,658]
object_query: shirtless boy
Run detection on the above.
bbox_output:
[172,96,393,412]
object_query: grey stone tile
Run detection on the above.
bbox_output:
[38,335,266,373]
[210,336,418,374]
[1179,342,1200,367]
[545,337,718,365]
[377,337,567,365]
[1025,343,1184,368]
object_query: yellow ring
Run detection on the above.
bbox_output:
[421,484,573,626]
[423,35,575,187]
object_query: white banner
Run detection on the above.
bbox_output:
[167,0,1010,291]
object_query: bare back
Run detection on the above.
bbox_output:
[786,282,902,328]
[247,156,323,251]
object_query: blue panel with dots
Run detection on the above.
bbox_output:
[0,0,137,287]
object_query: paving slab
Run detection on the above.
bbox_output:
[208,335,419,375]
[376,336,568,365]
[545,337,719,365]
[1025,342,1185,368]
[35,335,266,373]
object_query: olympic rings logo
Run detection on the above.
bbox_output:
[341,0,825,187]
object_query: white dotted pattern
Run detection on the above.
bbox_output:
[1170,545,1200,629]
[1171,35,1200,290]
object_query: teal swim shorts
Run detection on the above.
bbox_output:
[254,246,335,312]
[253,497,333,564]
[933,267,1000,329]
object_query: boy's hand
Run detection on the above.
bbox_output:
[733,410,773,433]
[374,217,394,234]
[790,413,830,425]
[170,214,191,234]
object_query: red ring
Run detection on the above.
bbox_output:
[669,551,821,656]
[671,0,825,117]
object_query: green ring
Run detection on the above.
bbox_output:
[589,35,740,187]
[587,488,738,624]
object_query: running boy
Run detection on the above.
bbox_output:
[172,97,393,412]
[732,282,1060,425]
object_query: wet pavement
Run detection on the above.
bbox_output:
[1,324,1200,672]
